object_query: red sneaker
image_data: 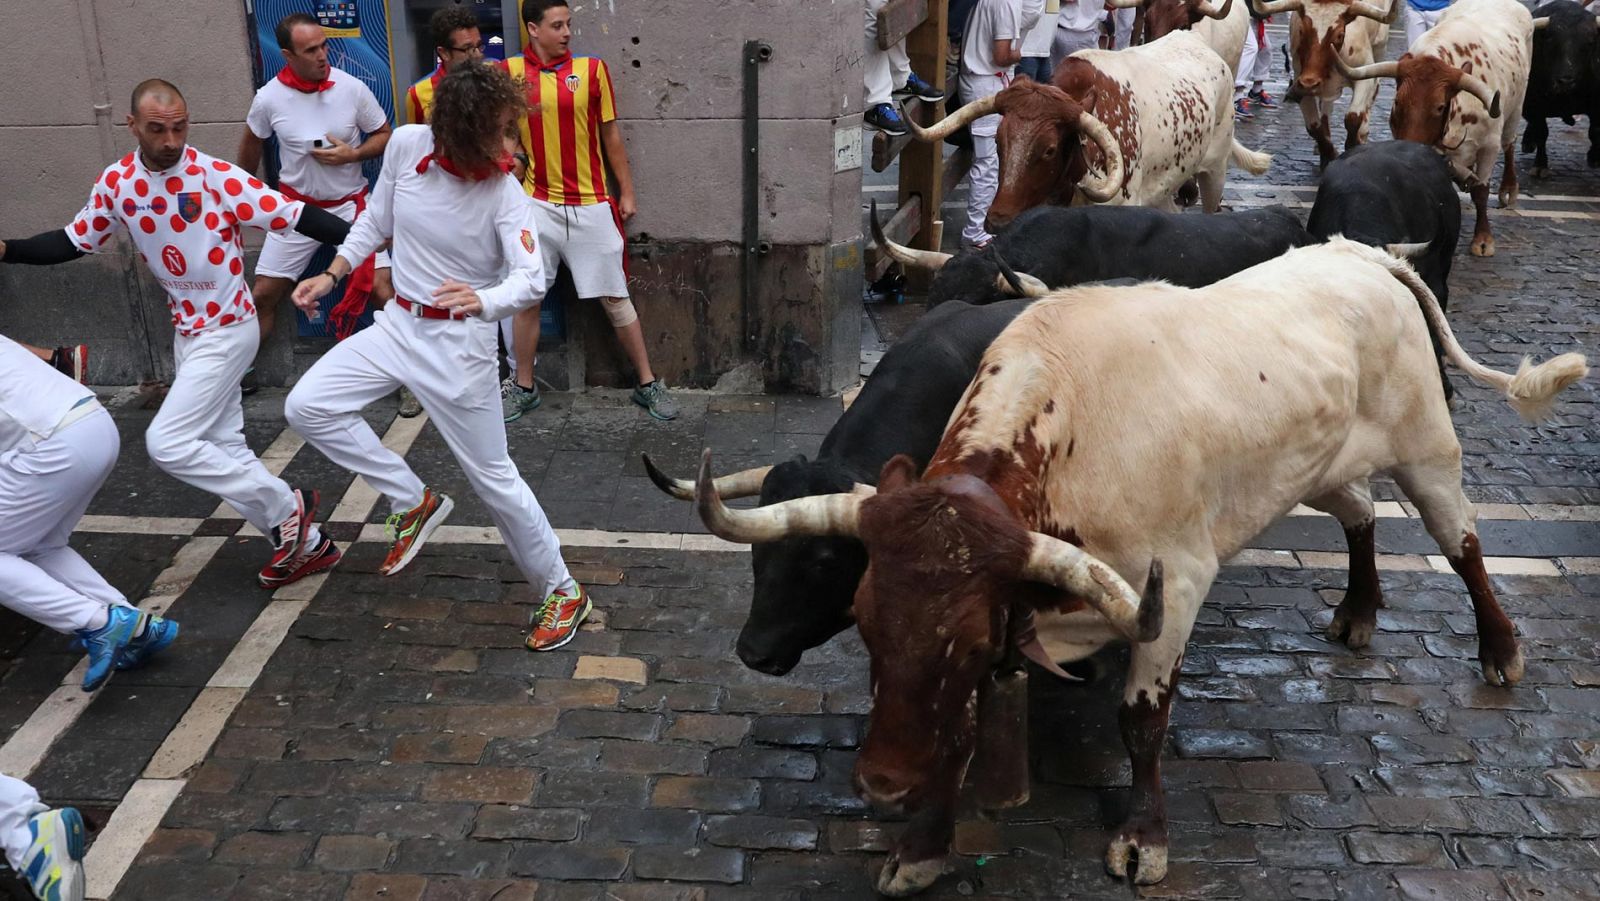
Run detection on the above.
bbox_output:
[52,345,89,383]
[262,534,342,589]
[259,488,318,588]
[380,488,454,576]
[526,582,590,651]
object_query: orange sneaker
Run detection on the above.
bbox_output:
[380,487,454,576]
[526,582,590,651]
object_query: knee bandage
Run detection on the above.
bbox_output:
[601,296,638,327]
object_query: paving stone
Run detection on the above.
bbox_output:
[1282,793,1378,830]
[314,834,397,871]
[417,878,539,901]
[664,713,752,746]
[138,828,218,863]
[708,747,818,780]
[507,843,629,880]
[212,831,314,868]
[1211,792,1283,826]
[1393,870,1509,901]
[703,815,819,851]
[345,873,427,901]
[652,776,762,812]
[393,840,512,878]
[538,770,651,808]
[353,802,477,840]
[1173,729,1273,760]
[557,709,663,740]
[390,733,491,765]
[422,767,536,804]
[226,869,351,900]
[471,806,582,841]
[599,739,708,775]
[1546,768,1600,797]
[1345,832,1451,866]
[632,846,746,884]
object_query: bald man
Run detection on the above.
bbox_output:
[0,80,352,590]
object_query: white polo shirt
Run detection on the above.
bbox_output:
[338,125,544,323]
[961,0,1023,102]
[0,335,94,452]
[66,146,306,336]
[245,67,388,201]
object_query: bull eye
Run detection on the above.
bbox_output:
[1041,144,1056,160]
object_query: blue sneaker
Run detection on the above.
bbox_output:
[864,102,908,137]
[896,72,946,103]
[21,807,86,901]
[116,614,179,671]
[76,605,146,692]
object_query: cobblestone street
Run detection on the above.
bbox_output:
[4,27,1600,901]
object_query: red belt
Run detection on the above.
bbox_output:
[280,182,375,341]
[394,297,468,320]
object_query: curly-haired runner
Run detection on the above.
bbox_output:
[286,62,590,652]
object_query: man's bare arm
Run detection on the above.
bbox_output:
[238,127,265,175]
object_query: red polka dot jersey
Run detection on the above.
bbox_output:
[67,146,304,337]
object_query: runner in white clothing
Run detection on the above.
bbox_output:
[0,335,180,693]
[238,13,394,388]
[286,63,585,653]
[0,773,86,901]
[959,0,1026,248]
[0,79,350,591]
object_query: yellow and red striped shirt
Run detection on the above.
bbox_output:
[405,65,445,125]
[511,51,617,206]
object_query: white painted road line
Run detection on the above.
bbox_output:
[83,778,187,900]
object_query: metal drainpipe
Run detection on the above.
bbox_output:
[742,40,773,352]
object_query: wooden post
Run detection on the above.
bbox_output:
[898,0,949,294]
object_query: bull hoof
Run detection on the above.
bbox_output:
[1105,830,1169,885]
[1498,190,1518,210]
[874,852,949,897]
[1480,640,1525,688]
[1471,235,1496,257]
[1326,596,1379,649]
[1532,167,1550,180]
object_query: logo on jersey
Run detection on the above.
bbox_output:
[520,229,536,254]
[177,192,203,224]
[160,245,187,277]
[565,73,581,93]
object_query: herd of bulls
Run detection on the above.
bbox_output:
[639,2,1594,896]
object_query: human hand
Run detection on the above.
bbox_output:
[310,134,357,166]
[293,273,337,310]
[433,279,483,315]
[618,191,637,223]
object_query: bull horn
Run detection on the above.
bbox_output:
[1248,0,1303,14]
[1019,538,1165,643]
[1532,16,1550,28]
[694,449,862,544]
[1456,71,1501,117]
[1075,110,1125,202]
[1348,0,1401,23]
[643,453,770,502]
[1196,0,1234,19]
[1385,241,1430,259]
[870,199,953,270]
[1332,55,1399,82]
[1448,158,1485,188]
[907,94,999,143]
[991,248,1051,297]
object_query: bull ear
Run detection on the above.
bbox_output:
[877,454,920,492]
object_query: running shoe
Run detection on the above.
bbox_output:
[631,380,678,421]
[501,378,541,423]
[20,806,86,901]
[76,605,145,692]
[526,581,590,651]
[50,346,88,384]
[259,488,319,588]
[381,488,454,576]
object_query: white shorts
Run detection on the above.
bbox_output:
[531,196,629,300]
[255,196,390,279]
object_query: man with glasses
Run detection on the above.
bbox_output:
[406,7,487,124]
[237,13,394,396]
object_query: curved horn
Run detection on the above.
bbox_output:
[1075,110,1125,202]
[642,453,770,502]
[1333,55,1400,82]
[1447,158,1484,188]
[1196,0,1234,19]
[1348,0,1401,23]
[694,449,862,544]
[1019,539,1165,643]
[1248,0,1303,14]
[1384,241,1430,259]
[1456,71,1501,117]
[1532,16,1550,28]
[907,94,999,143]
[991,248,1051,297]
[870,200,954,270]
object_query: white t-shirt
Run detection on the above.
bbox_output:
[339,125,544,323]
[1059,0,1107,35]
[961,0,1024,102]
[1021,0,1056,57]
[0,335,94,452]
[66,146,305,336]
[245,67,388,201]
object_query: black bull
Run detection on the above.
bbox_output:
[1522,0,1600,173]
[644,204,1313,676]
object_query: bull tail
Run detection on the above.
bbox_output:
[1229,139,1272,175]
[1367,243,1589,422]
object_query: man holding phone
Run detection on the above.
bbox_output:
[237,12,393,393]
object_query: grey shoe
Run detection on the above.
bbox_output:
[397,386,423,418]
[631,380,678,421]
[502,377,541,423]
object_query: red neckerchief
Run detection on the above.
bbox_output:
[524,46,573,72]
[277,67,333,93]
[416,151,513,181]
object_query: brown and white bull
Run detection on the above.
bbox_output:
[692,239,1588,896]
[909,30,1271,228]
[1111,0,1250,74]
[1252,0,1399,165]
[1336,0,1535,256]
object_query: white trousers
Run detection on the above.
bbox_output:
[963,127,1000,247]
[0,774,40,871]
[1236,22,1269,93]
[1112,7,1136,49]
[0,407,127,634]
[1404,5,1445,47]
[285,308,571,597]
[865,0,912,106]
[150,323,296,533]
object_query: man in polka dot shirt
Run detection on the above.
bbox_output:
[0,79,352,591]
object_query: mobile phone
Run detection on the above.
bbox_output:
[313,139,325,148]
